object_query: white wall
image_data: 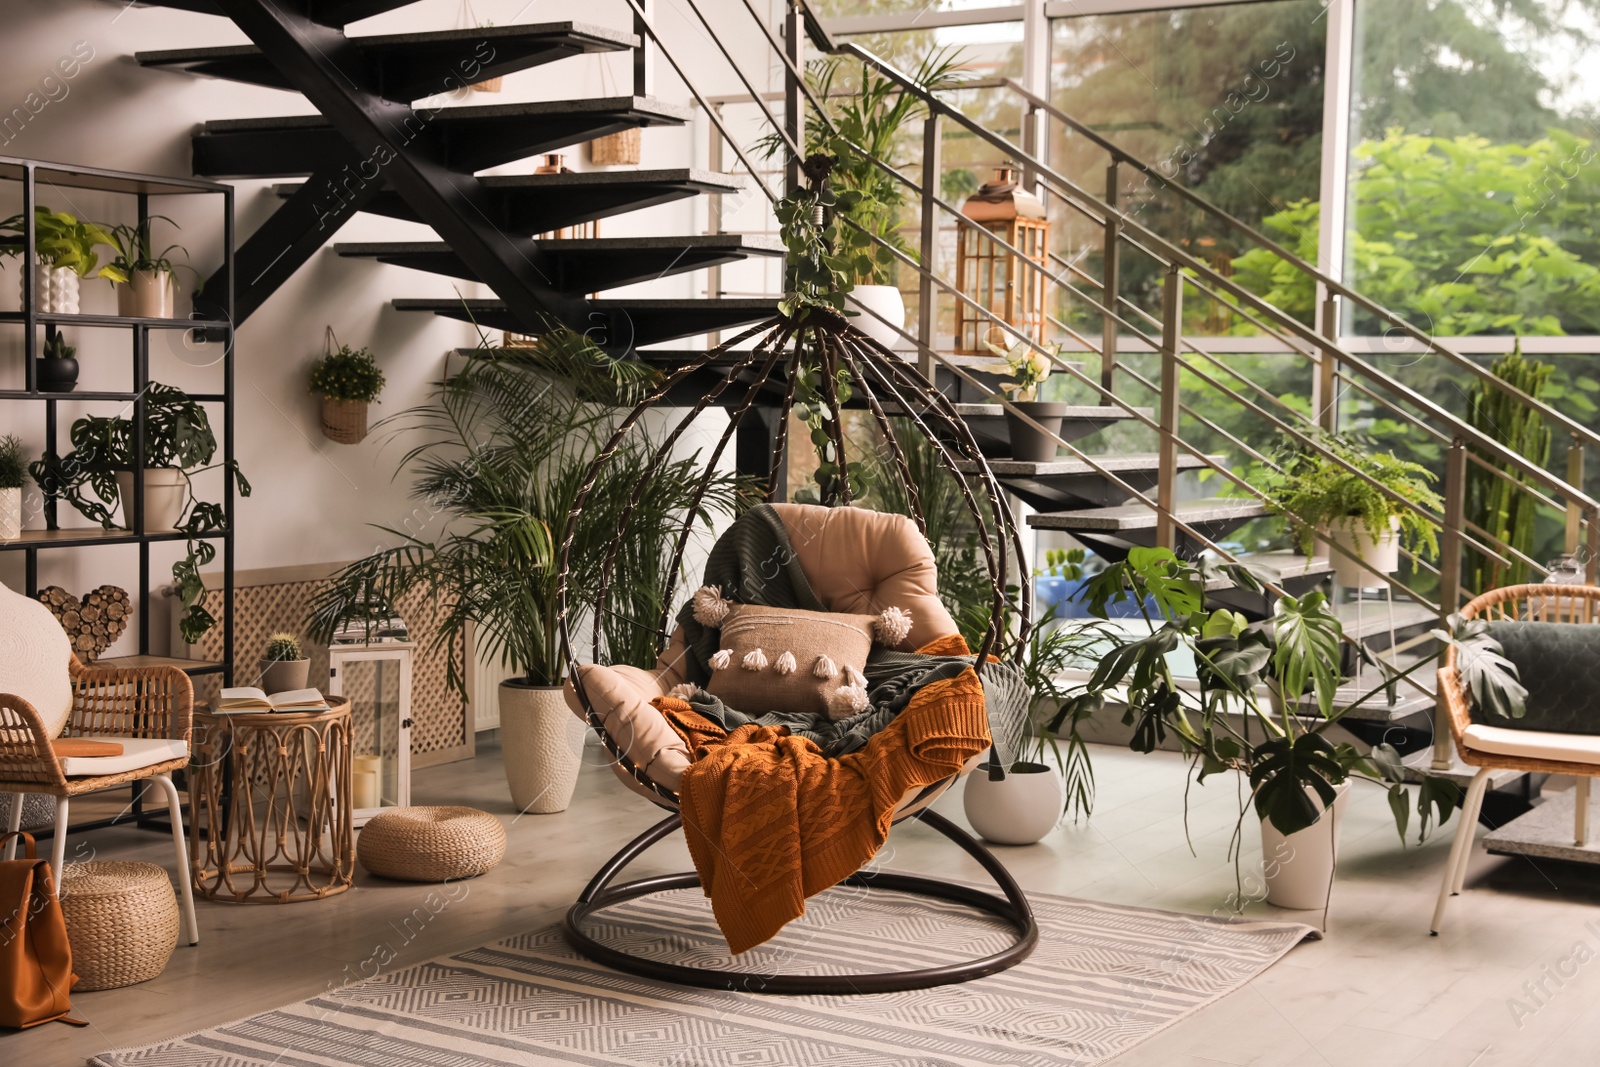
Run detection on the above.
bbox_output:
[0,0,783,658]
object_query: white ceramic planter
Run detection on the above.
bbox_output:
[21,260,80,314]
[1260,780,1351,910]
[962,759,1065,845]
[847,284,907,351]
[117,269,175,319]
[0,486,21,540]
[1325,515,1401,587]
[114,468,190,532]
[499,681,585,814]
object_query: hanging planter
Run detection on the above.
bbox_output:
[308,327,385,445]
[587,48,641,166]
[461,2,502,92]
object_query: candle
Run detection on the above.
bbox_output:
[353,769,379,810]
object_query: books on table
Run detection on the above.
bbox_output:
[218,687,330,714]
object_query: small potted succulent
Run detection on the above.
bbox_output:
[308,331,385,444]
[107,216,191,319]
[0,434,25,540]
[259,632,310,692]
[985,334,1065,461]
[1263,432,1443,587]
[37,332,79,393]
[0,207,124,314]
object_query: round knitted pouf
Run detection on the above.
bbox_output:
[59,861,179,991]
[357,806,507,883]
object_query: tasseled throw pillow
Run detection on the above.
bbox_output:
[702,599,911,721]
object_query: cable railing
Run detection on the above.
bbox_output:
[621,0,1597,769]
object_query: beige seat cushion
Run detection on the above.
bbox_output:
[0,581,74,740]
[1462,722,1600,766]
[57,736,188,777]
[772,503,958,651]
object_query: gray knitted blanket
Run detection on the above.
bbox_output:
[673,505,1028,762]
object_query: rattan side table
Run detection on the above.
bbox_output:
[189,697,354,903]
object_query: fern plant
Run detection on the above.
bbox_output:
[1263,431,1443,561]
[0,435,25,491]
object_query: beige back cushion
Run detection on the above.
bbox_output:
[705,604,875,717]
[0,582,74,740]
[773,503,959,650]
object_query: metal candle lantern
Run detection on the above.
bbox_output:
[954,166,1050,354]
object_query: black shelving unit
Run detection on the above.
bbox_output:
[1,155,236,685]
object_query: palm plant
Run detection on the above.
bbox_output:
[306,327,741,689]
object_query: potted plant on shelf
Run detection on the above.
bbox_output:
[306,325,741,814]
[36,332,78,393]
[259,632,310,692]
[1063,547,1520,912]
[0,435,25,540]
[107,216,191,319]
[308,332,385,445]
[0,207,125,314]
[1263,431,1443,587]
[985,332,1065,461]
[759,51,966,350]
[27,382,249,642]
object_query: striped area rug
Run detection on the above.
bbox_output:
[92,884,1314,1066]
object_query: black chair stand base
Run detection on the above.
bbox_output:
[563,808,1039,995]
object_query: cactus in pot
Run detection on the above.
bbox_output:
[259,631,311,693]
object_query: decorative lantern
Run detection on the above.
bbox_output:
[954,166,1050,354]
[328,637,414,827]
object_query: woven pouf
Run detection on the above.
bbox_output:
[59,861,179,991]
[357,806,507,883]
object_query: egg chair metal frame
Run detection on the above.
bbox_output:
[554,301,1039,994]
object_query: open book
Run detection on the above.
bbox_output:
[218,687,330,713]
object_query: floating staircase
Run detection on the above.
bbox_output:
[128,1,781,345]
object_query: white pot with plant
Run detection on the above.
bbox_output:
[756,53,967,355]
[985,334,1066,462]
[309,329,386,445]
[259,632,311,693]
[34,381,251,643]
[0,434,25,541]
[108,216,190,319]
[1062,551,1521,920]
[0,207,124,314]
[305,328,740,815]
[964,601,1106,846]
[1263,432,1442,588]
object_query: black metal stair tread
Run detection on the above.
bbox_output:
[271,169,745,234]
[396,297,780,346]
[948,403,1151,420]
[137,23,635,100]
[194,97,689,177]
[1027,497,1270,531]
[1201,550,1331,590]
[335,236,782,292]
[130,0,434,26]
[958,453,1212,476]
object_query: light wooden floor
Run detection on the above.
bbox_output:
[11,739,1600,1066]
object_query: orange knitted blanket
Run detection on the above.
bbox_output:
[656,638,991,954]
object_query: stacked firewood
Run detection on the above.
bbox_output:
[37,584,131,662]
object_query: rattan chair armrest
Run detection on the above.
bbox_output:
[0,692,70,792]
[67,657,195,743]
[1436,664,1474,751]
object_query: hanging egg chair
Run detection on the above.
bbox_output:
[555,163,1037,995]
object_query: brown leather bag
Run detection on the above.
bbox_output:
[0,831,84,1029]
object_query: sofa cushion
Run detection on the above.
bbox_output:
[565,662,691,791]
[1462,722,1600,766]
[0,581,74,740]
[1483,621,1600,735]
[704,604,877,718]
[56,737,188,777]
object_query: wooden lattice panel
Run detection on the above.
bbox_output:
[188,577,468,763]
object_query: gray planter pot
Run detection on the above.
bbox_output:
[1004,401,1070,461]
[258,657,310,693]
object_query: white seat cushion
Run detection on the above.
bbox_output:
[57,737,188,777]
[1462,723,1600,766]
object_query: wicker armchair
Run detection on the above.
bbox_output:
[1431,584,1600,935]
[1,655,198,946]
